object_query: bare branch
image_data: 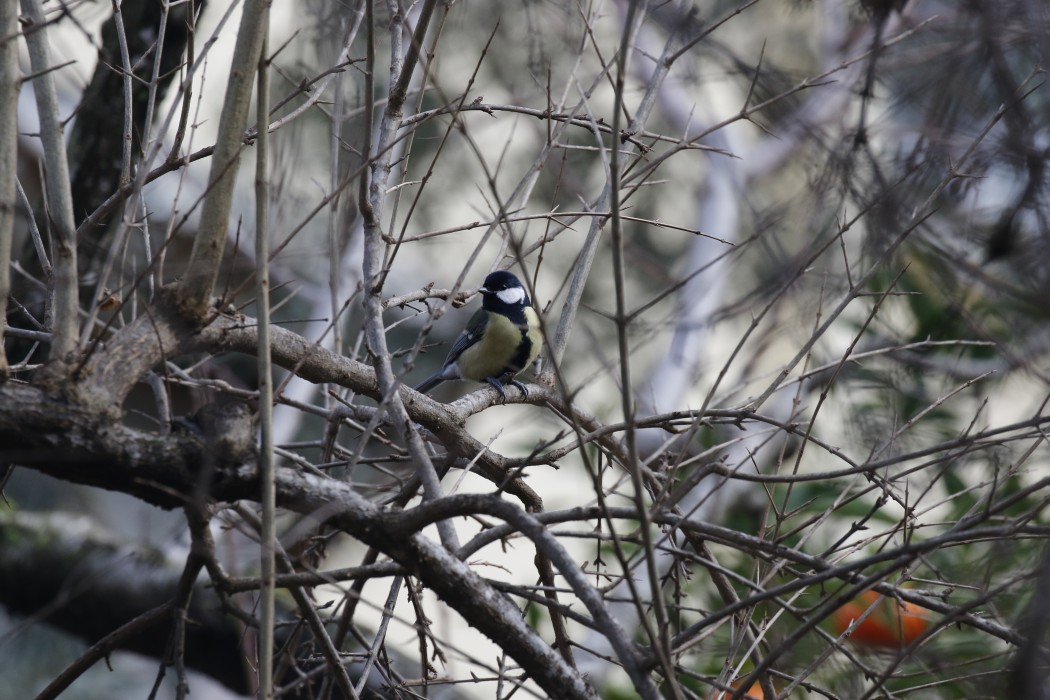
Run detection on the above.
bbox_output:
[0,0,18,380]
[20,0,78,360]
[176,0,271,320]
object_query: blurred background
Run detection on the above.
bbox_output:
[4,0,1050,698]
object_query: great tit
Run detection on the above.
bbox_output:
[414,270,542,400]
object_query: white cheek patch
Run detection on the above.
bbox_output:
[496,287,526,305]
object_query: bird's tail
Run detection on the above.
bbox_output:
[414,373,444,394]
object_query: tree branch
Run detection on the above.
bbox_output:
[176,0,271,320]
[20,0,78,361]
[0,0,18,380]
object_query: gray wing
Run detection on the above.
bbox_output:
[414,308,489,393]
[443,307,487,366]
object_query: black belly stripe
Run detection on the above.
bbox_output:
[505,325,533,375]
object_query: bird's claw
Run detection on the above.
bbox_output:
[485,376,508,403]
[485,377,529,403]
[509,379,529,399]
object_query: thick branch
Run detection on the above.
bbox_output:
[0,0,18,379]
[20,0,78,360]
[176,0,270,320]
[0,382,235,508]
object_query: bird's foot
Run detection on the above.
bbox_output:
[508,379,529,399]
[484,376,508,403]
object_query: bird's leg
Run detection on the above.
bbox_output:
[484,376,508,403]
[508,379,529,399]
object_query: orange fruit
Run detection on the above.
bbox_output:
[706,678,766,699]
[832,589,932,648]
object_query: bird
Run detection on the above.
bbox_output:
[414,270,542,401]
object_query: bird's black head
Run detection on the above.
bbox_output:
[480,270,529,309]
